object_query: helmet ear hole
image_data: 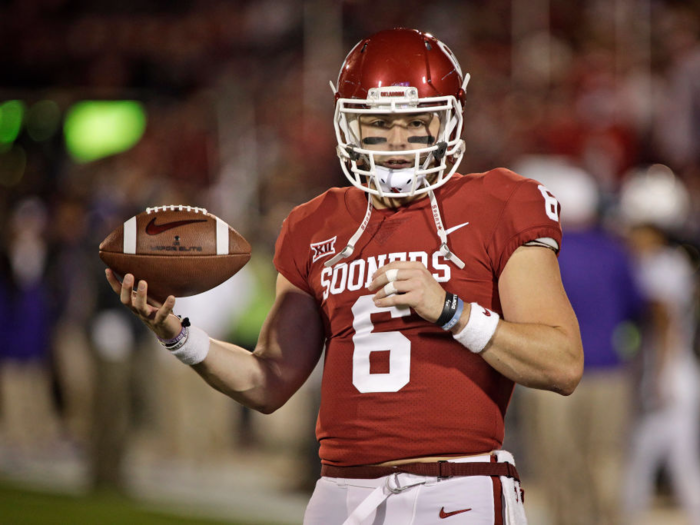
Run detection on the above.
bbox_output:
[345,146,361,162]
[435,142,448,160]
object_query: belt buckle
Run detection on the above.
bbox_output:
[385,472,428,494]
[386,473,405,494]
[438,460,450,479]
[385,473,412,494]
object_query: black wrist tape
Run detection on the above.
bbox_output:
[436,292,459,326]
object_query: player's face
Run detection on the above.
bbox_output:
[358,113,440,168]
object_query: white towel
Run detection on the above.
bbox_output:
[495,450,528,525]
[341,474,427,525]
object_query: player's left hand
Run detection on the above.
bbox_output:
[369,261,446,323]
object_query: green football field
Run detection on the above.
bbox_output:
[0,481,277,525]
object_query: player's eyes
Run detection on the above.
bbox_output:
[364,117,429,129]
[369,120,388,128]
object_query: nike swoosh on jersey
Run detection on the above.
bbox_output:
[439,506,472,518]
[145,218,208,235]
[444,222,470,236]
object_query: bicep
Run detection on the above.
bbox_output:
[254,273,325,396]
[498,246,579,334]
[489,245,583,394]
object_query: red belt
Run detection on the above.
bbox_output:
[321,460,520,481]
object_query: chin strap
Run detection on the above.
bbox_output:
[324,195,373,267]
[324,184,466,270]
[428,188,466,269]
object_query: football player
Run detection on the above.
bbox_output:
[106,28,583,524]
[619,167,700,524]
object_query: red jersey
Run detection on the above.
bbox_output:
[273,169,562,466]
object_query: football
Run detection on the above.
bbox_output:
[99,205,251,302]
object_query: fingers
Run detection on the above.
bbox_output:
[375,279,415,299]
[383,281,398,296]
[115,273,155,320]
[105,269,122,294]
[154,296,176,325]
[146,295,164,309]
[369,267,424,292]
[106,270,180,339]
[120,273,135,306]
[375,290,419,309]
[133,279,150,317]
[385,268,399,283]
[372,261,426,280]
[130,280,172,325]
[370,261,446,323]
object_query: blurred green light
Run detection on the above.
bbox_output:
[27,100,61,142]
[0,100,25,144]
[612,321,642,360]
[64,101,147,163]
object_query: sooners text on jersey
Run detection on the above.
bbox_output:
[274,169,562,466]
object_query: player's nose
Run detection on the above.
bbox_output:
[386,125,409,150]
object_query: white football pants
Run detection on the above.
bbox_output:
[303,452,527,525]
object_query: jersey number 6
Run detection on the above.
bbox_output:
[538,185,560,222]
[351,295,411,393]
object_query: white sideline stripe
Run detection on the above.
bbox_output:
[216,217,229,255]
[123,217,137,254]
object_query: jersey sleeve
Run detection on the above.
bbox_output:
[273,212,314,296]
[488,178,563,278]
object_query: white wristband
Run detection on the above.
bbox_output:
[453,302,500,353]
[169,325,210,365]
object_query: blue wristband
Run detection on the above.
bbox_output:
[441,296,464,331]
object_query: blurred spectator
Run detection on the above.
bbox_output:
[619,167,700,525]
[0,198,60,453]
[84,162,147,492]
[515,156,643,525]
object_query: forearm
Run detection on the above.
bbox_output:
[479,318,583,395]
[369,249,584,395]
[108,271,323,414]
[450,295,583,395]
[190,339,281,413]
[480,246,584,395]
[190,276,324,414]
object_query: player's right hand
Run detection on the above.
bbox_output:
[105,269,182,340]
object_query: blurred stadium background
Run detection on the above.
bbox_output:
[2,0,700,523]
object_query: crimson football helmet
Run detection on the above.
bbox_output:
[332,28,469,198]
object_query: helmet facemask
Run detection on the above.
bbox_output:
[324,29,469,270]
[333,82,468,199]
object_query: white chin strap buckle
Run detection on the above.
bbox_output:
[375,166,425,195]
